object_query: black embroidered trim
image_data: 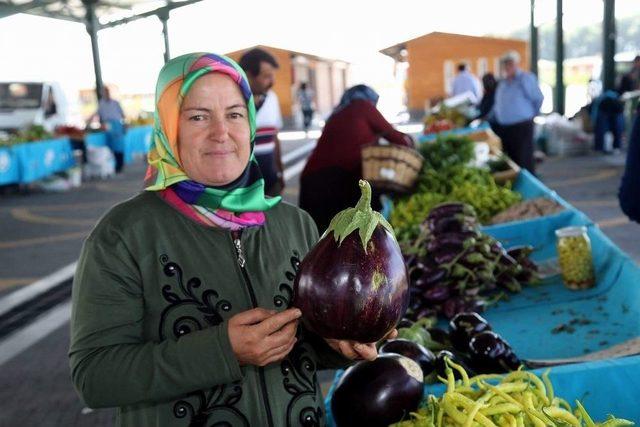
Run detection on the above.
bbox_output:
[273,251,301,308]
[281,344,322,427]
[158,255,249,427]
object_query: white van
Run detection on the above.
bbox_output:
[0,81,74,133]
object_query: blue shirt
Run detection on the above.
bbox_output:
[452,70,481,103]
[493,70,543,125]
[98,99,124,123]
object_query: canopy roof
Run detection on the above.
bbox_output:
[0,0,201,28]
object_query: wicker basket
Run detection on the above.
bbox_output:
[362,144,424,193]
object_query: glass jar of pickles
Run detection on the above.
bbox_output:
[555,226,595,290]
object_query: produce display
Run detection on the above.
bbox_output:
[332,354,424,427]
[391,136,522,245]
[293,180,408,342]
[0,125,53,146]
[394,312,522,380]
[403,203,539,320]
[490,198,565,225]
[423,105,469,134]
[418,135,475,171]
[556,226,596,290]
[391,359,634,427]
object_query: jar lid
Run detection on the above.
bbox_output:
[555,225,588,238]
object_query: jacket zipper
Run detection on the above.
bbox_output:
[232,231,275,427]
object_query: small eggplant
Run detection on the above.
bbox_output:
[422,284,451,303]
[429,216,476,235]
[426,327,451,347]
[413,306,437,321]
[442,297,475,319]
[397,318,414,329]
[433,248,464,265]
[496,274,522,292]
[449,312,492,352]
[468,331,521,373]
[379,339,436,377]
[415,268,447,289]
[506,245,534,259]
[434,350,475,380]
[426,232,478,253]
[427,202,470,220]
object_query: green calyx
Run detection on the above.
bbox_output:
[324,180,396,252]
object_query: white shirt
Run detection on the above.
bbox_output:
[254,90,283,155]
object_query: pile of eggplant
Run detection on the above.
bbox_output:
[392,312,521,379]
[404,202,539,320]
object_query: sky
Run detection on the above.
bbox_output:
[0,0,638,100]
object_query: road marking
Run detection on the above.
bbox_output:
[597,216,630,229]
[546,169,618,188]
[0,278,38,290]
[0,301,71,367]
[281,141,316,165]
[0,200,115,213]
[0,231,89,250]
[11,207,97,227]
[0,262,76,318]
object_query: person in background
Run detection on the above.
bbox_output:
[297,82,314,134]
[618,55,640,95]
[492,50,544,173]
[591,89,625,154]
[619,103,640,222]
[88,87,126,173]
[299,84,414,232]
[239,48,285,196]
[477,72,498,129]
[451,63,482,104]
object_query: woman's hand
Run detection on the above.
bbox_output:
[324,329,398,361]
[228,308,301,367]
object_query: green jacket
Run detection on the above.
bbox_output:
[69,192,349,427]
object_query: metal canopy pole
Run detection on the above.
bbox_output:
[158,9,170,64]
[603,0,616,92]
[554,0,565,115]
[83,0,104,101]
[530,0,539,76]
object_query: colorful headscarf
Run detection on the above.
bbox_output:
[145,53,280,214]
[330,84,380,118]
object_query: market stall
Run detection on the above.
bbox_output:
[0,125,153,186]
[318,124,639,425]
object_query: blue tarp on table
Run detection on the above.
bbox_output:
[326,172,640,423]
[0,147,20,185]
[12,138,76,183]
[84,132,108,148]
[123,126,153,164]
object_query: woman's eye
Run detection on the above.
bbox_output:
[189,114,207,121]
[228,112,244,119]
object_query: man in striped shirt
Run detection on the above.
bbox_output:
[239,48,285,196]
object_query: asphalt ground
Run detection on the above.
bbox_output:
[0,140,638,426]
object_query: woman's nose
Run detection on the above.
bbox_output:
[208,116,228,141]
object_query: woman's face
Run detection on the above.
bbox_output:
[178,73,251,186]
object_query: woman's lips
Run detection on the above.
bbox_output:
[203,150,234,156]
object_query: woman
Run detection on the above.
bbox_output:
[299,85,413,233]
[477,73,497,126]
[69,53,391,427]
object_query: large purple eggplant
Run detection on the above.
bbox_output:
[293,180,409,342]
[331,354,424,427]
